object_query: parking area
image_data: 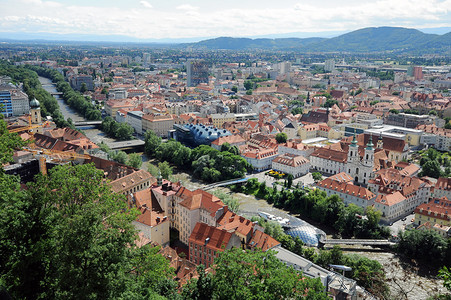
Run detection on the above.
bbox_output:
[388,213,416,234]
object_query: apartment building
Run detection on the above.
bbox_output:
[142,113,175,137]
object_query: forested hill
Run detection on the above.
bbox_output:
[184,27,451,53]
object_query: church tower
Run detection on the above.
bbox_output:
[347,130,359,164]
[376,133,383,149]
[29,98,41,124]
[363,133,374,167]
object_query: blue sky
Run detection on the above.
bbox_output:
[1,0,451,40]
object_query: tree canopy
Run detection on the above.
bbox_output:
[0,163,174,299]
[183,248,328,300]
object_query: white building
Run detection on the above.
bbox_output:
[316,173,376,210]
[272,154,310,178]
[127,111,143,134]
[10,90,30,116]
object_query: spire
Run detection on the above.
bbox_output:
[157,170,162,186]
[366,133,374,150]
[351,129,358,147]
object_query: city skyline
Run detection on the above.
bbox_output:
[1,0,451,41]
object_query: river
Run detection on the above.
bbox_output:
[38,76,116,144]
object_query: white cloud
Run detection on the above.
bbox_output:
[140,1,152,9]
[176,4,199,11]
[1,0,451,39]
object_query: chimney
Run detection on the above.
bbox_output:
[205,237,210,245]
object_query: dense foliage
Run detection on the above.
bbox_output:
[0,162,174,299]
[144,131,250,183]
[234,180,390,239]
[0,61,73,128]
[418,147,451,178]
[101,116,134,140]
[182,248,329,300]
[397,229,451,267]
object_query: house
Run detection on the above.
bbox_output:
[216,210,280,251]
[131,188,170,246]
[142,113,175,137]
[188,222,241,267]
[433,177,451,200]
[210,134,246,151]
[110,169,155,196]
[374,192,407,224]
[172,187,227,245]
[414,197,451,228]
[241,148,279,171]
[272,153,310,178]
[316,173,376,210]
[310,147,348,175]
[368,168,431,214]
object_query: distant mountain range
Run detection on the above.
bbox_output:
[1,27,450,53]
[183,27,451,53]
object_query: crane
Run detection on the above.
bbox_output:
[23,147,90,175]
[8,116,51,134]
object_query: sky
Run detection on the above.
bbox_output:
[1,0,451,41]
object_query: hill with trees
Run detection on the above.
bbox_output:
[185,26,451,53]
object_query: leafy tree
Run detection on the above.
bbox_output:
[390,109,400,114]
[147,164,160,178]
[439,266,451,292]
[111,150,128,164]
[80,83,87,93]
[286,174,293,189]
[275,132,287,144]
[421,159,442,178]
[291,107,303,115]
[115,123,134,141]
[212,190,240,213]
[181,265,214,300]
[158,161,173,179]
[445,122,451,130]
[312,172,323,182]
[244,80,253,90]
[144,130,162,157]
[210,248,328,300]
[0,118,27,165]
[397,229,447,262]
[127,153,142,169]
[231,86,238,93]
[0,163,175,299]
[323,99,338,108]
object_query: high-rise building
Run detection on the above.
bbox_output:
[186,59,209,87]
[0,89,12,117]
[324,59,335,72]
[413,66,423,80]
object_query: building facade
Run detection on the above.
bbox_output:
[186,60,209,87]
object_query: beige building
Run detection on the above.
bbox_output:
[210,113,236,129]
[110,169,155,196]
[142,113,175,137]
[131,189,170,246]
[104,99,135,117]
